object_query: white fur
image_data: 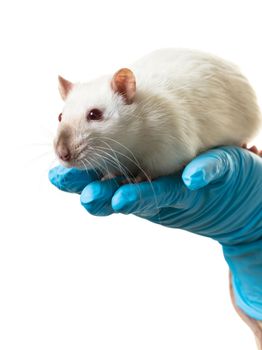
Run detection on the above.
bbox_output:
[56,49,261,178]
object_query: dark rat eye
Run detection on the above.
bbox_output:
[87,109,103,121]
[58,113,62,122]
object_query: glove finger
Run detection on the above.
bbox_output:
[111,174,196,215]
[49,166,101,194]
[182,147,234,190]
[80,176,124,216]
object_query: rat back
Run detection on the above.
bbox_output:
[129,49,261,177]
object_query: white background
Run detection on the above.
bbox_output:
[0,0,262,349]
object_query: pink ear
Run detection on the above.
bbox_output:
[111,68,136,104]
[58,76,74,100]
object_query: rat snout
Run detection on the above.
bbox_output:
[55,127,73,163]
[57,143,71,162]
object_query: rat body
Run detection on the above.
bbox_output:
[54,49,261,179]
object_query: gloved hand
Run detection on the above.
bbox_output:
[49,146,262,320]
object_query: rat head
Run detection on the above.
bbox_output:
[54,68,140,173]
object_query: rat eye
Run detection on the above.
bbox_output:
[58,113,62,122]
[87,109,103,121]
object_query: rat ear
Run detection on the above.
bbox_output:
[111,68,136,104]
[58,75,74,100]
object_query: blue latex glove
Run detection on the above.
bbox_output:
[49,146,262,320]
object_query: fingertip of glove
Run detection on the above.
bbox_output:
[182,151,226,190]
[111,186,139,214]
[48,166,61,188]
[182,169,207,190]
[111,190,127,213]
[80,182,115,216]
[80,184,102,215]
[48,168,55,183]
[80,182,103,205]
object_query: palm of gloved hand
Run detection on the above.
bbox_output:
[49,146,262,246]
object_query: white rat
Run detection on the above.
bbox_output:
[54,49,261,180]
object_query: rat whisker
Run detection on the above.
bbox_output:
[91,151,128,181]
[25,150,55,168]
[100,140,151,182]
[88,155,111,177]
[22,142,53,148]
[98,151,145,204]
[37,123,56,140]
[98,141,162,221]
[80,159,98,180]
[94,144,126,173]
[95,146,137,185]
[95,147,135,185]
[84,151,106,173]
[99,138,161,209]
[80,157,101,180]
[95,144,161,217]
[97,150,112,177]
[80,160,89,174]
[35,156,58,193]
[99,137,142,168]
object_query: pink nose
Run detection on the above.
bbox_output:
[57,144,71,162]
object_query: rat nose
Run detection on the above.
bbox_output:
[57,144,71,162]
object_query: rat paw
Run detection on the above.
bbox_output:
[242,144,262,157]
[133,174,152,183]
[101,173,118,181]
[120,174,152,184]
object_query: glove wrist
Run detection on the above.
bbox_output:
[222,236,262,320]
